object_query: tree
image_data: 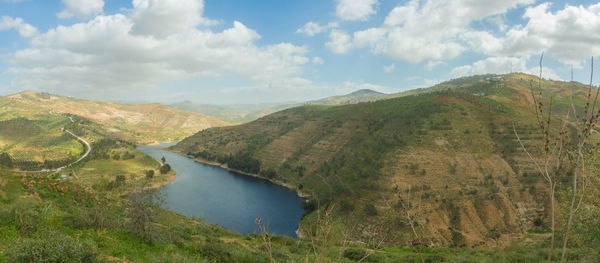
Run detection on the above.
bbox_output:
[161,156,166,164]
[127,184,164,241]
[159,164,171,174]
[145,170,154,179]
[0,152,13,168]
[514,55,598,262]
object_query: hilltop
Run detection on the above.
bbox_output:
[172,73,600,249]
[308,89,387,105]
[1,91,227,144]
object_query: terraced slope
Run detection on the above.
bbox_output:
[0,91,227,144]
[172,73,599,248]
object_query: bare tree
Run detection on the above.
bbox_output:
[381,184,425,263]
[255,215,275,263]
[514,55,597,262]
[127,183,164,241]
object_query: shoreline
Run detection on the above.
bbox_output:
[164,149,311,199]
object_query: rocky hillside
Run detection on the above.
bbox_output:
[172,73,597,248]
[0,91,227,144]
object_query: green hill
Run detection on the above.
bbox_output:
[171,73,600,249]
[1,91,227,144]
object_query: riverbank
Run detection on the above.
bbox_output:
[169,150,311,199]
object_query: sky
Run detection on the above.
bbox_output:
[0,0,599,104]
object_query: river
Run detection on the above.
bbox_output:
[138,143,304,237]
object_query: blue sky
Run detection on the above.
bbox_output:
[1,0,599,104]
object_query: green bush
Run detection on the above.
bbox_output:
[364,204,377,216]
[145,170,154,179]
[197,238,232,263]
[5,235,100,263]
[340,199,355,212]
[343,247,367,261]
[160,164,171,174]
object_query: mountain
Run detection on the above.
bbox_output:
[169,101,296,123]
[0,91,227,144]
[308,89,387,105]
[169,89,387,123]
[171,73,598,248]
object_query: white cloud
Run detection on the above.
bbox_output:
[328,0,533,63]
[325,30,352,54]
[131,0,217,38]
[352,27,386,49]
[6,1,310,99]
[383,63,394,73]
[461,31,505,54]
[0,16,37,37]
[451,56,561,80]
[426,60,445,70]
[296,21,338,36]
[336,0,377,21]
[486,15,507,31]
[57,0,104,19]
[312,57,324,65]
[499,3,600,67]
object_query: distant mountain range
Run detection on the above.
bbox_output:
[169,89,388,123]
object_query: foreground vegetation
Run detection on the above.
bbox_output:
[1,168,598,262]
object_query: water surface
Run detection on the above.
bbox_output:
[138,143,304,237]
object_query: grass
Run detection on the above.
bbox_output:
[0,167,598,262]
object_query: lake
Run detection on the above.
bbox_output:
[138,143,305,237]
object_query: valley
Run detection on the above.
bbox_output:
[172,73,600,250]
[0,73,599,262]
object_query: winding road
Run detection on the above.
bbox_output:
[32,129,91,173]
[62,129,91,167]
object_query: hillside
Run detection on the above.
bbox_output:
[172,73,600,249]
[0,91,227,144]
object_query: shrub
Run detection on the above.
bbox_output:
[145,170,154,179]
[127,186,164,241]
[197,238,232,263]
[364,204,377,216]
[343,247,367,261]
[340,199,355,212]
[159,164,171,174]
[5,235,100,263]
